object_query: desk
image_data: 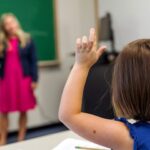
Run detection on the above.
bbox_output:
[0,131,90,150]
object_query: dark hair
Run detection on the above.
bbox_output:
[112,39,150,121]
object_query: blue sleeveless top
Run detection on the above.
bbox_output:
[116,118,150,150]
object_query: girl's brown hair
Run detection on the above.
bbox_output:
[112,39,150,121]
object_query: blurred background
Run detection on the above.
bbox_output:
[0,0,150,145]
[1,0,96,132]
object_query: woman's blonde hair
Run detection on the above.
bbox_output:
[0,13,30,48]
[0,31,4,56]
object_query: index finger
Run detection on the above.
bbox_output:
[89,28,96,50]
[89,28,95,42]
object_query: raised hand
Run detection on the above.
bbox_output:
[75,28,106,69]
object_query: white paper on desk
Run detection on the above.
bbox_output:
[53,138,110,150]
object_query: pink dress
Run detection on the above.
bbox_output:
[0,38,36,113]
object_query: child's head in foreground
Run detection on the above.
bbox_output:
[112,39,150,121]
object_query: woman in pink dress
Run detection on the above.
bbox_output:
[0,13,38,144]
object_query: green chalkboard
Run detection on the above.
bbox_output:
[0,0,59,66]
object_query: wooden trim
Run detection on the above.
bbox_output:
[38,60,61,67]
[39,0,60,67]
[94,0,100,41]
[53,0,61,64]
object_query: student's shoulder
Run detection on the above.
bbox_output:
[107,118,133,150]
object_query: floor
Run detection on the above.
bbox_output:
[7,123,68,144]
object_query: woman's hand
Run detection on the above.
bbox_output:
[75,28,106,70]
[31,82,38,90]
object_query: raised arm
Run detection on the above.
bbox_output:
[58,28,133,150]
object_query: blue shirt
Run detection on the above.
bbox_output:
[116,118,150,150]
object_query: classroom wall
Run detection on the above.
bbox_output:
[99,0,150,51]
[9,0,97,131]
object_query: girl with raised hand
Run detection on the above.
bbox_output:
[59,28,150,150]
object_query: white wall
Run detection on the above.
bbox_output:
[9,0,97,131]
[99,0,150,51]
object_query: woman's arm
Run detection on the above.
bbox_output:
[29,39,38,89]
[59,28,133,150]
